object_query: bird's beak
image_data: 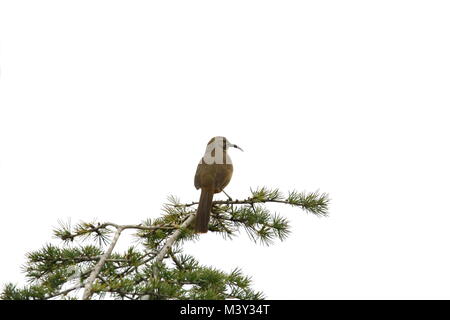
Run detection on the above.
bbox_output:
[233,144,244,151]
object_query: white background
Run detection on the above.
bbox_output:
[1,1,449,299]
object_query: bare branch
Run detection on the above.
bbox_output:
[46,284,82,300]
[154,214,196,266]
[82,226,124,300]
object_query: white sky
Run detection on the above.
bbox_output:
[0,1,449,299]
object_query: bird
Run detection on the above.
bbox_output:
[194,136,243,233]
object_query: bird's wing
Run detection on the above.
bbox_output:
[214,164,233,193]
[195,161,218,191]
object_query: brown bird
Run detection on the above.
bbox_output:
[194,136,243,233]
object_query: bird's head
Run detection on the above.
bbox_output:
[207,136,243,152]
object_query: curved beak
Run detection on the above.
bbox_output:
[233,144,244,151]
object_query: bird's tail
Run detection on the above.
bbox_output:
[195,189,214,233]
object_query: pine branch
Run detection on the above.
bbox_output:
[153,214,196,267]
[176,188,330,217]
[54,221,178,244]
[2,187,330,300]
[46,284,82,300]
[82,226,124,300]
